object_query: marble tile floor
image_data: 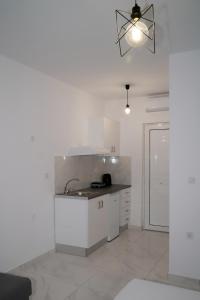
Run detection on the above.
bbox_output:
[11,228,199,300]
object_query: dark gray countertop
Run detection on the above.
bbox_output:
[55,184,131,200]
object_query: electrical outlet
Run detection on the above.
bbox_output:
[186,232,194,240]
[30,135,35,142]
[188,177,196,184]
[31,213,37,222]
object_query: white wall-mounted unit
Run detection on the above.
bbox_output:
[67,146,110,156]
[146,107,169,113]
[67,117,120,156]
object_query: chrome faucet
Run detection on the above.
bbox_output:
[64,178,80,194]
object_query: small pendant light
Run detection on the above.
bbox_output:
[125,84,131,115]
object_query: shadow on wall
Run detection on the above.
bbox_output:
[55,155,131,193]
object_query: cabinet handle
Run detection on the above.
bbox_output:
[125,201,129,203]
[101,200,104,208]
[125,209,129,212]
[98,201,101,209]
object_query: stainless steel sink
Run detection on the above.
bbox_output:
[71,191,93,197]
[56,190,95,197]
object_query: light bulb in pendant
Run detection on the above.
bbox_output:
[125,20,149,48]
[125,104,131,115]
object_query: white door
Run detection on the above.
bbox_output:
[144,123,169,232]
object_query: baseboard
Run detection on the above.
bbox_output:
[56,238,107,257]
[119,224,128,233]
[128,225,142,231]
[9,249,55,273]
[167,273,200,291]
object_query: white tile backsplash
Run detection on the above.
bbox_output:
[55,156,131,194]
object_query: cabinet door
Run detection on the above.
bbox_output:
[88,117,104,148]
[104,118,120,155]
[87,117,120,155]
[55,197,88,248]
[88,195,108,248]
[107,192,120,241]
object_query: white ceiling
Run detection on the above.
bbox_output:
[0,0,199,100]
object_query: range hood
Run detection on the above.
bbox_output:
[67,146,110,156]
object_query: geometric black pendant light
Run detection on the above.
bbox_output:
[115,0,155,57]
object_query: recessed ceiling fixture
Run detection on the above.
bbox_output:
[115,0,155,57]
[125,84,131,115]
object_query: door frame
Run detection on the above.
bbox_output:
[142,122,170,232]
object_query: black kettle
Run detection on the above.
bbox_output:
[102,173,112,186]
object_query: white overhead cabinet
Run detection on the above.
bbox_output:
[67,117,120,156]
[87,117,120,156]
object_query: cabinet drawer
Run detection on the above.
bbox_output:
[120,197,131,209]
[120,214,130,227]
[120,206,130,217]
[120,188,131,198]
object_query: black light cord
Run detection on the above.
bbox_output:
[125,84,130,106]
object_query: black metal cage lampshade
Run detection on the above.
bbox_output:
[115,1,155,57]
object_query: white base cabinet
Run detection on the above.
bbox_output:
[55,187,131,256]
[55,195,108,251]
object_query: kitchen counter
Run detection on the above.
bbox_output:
[55,184,131,199]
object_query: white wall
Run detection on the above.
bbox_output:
[105,97,169,227]
[169,49,200,280]
[0,55,104,272]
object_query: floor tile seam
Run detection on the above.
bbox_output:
[27,264,98,296]
[144,250,168,279]
[101,246,124,260]
[31,272,79,299]
[119,258,150,276]
[65,273,110,300]
[65,267,102,299]
[128,232,145,244]
[91,261,136,281]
